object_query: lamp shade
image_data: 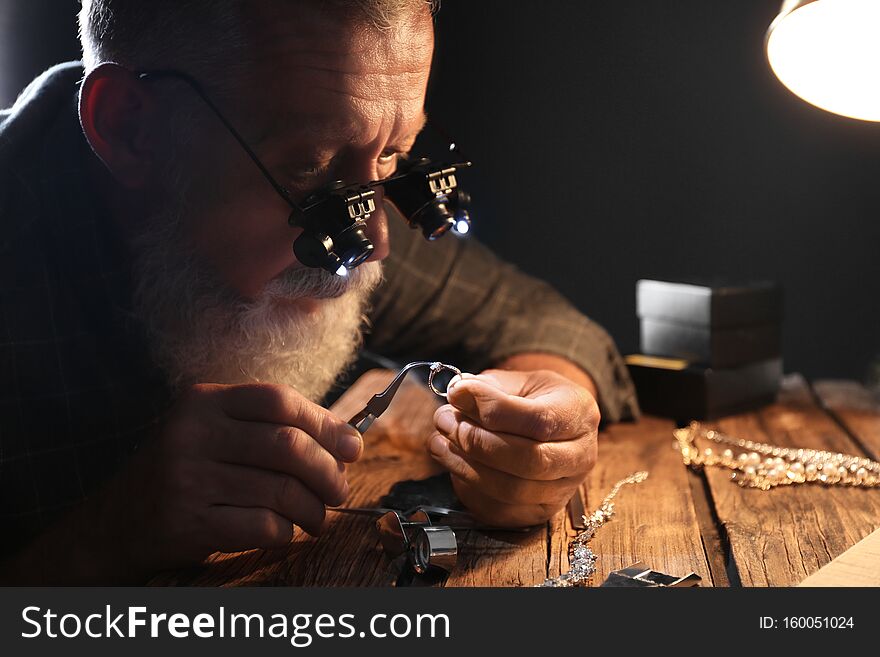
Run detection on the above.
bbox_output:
[766,0,880,121]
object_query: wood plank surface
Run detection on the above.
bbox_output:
[797,526,880,586]
[550,416,714,586]
[813,380,880,460]
[702,375,880,587]
[151,369,551,586]
[152,371,880,588]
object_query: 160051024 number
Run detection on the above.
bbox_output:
[783,617,854,629]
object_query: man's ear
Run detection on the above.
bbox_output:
[79,62,159,189]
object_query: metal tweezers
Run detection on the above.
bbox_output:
[330,504,534,532]
[331,505,479,529]
[347,361,462,434]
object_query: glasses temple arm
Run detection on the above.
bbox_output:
[137,69,303,215]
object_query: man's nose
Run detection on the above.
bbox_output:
[364,188,391,262]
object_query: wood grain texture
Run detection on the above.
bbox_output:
[813,380,880,460]
[798,526,880,586]
[151,370,553,586]
[703,375,880,587]
[548,416,714,586]
[686,468,733,587]
[443,528,549,587]
[151,371,880,588]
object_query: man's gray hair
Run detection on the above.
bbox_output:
[78,0,439,73]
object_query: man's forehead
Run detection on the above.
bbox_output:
[241,5,434,149]
[246,2,435,70]
[256,108,429,149]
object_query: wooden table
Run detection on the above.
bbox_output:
[151,372,880,587]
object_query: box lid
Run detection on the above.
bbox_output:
[636,279,782,328]
[624,354,782,421]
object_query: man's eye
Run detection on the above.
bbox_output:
[379,150,408,165]
[287,163,330,187]
[378,151,410,176]
[302,163,329,177]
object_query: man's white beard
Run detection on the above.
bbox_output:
[130,212,383,403]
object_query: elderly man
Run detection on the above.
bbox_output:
[0,0,637,583]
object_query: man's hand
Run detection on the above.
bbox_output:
[99,383,362,579]
[428,369,599,527]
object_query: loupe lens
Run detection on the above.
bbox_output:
[414,201,456,241]
[411,530,431,574]
[293,232,342,273]
[335,224,373,269]
[344,248,372,269]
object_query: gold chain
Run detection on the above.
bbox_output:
[536,471,649,587]
[675,421,880,490]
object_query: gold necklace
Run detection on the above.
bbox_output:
[536,471,649,587]
[675,422,880,490]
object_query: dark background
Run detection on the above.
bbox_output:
[2,0,878,381]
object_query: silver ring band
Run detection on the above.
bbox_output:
[427,362,462,398]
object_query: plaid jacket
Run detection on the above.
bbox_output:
[0,63,638,558]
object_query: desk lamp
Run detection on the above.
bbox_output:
[767,0,880,121]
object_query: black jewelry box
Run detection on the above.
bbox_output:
[636,279,782,328]
[636,279,783,369]
[625,354,782,423]
[640,318,781,369]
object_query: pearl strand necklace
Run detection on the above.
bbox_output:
[675,422,880,490]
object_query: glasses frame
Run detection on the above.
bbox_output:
[137,69,471,226]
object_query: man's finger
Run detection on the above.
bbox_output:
[203,461,330,535]
[433,406,595,480]
[445,376,595,440]
[205,419,349,506]
[428,434,578,506]
[210,383,363,462]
